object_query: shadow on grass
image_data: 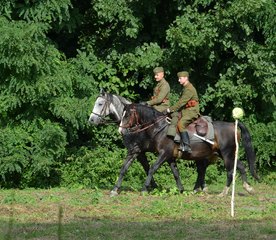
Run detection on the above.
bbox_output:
[1,216,275,240]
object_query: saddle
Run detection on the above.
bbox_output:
[187,116,210,137]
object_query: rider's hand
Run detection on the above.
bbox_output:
[140,102,148,106]
[163,108,170,115]
[162,109,168,115]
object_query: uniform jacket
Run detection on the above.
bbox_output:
[169,82,199,115]
[147,78,170,108]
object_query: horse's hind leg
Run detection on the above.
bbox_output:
[219,159,254,197]
[168,159,184,193]
[194,159,209,193]
[219,149,235,196]
[218,169,232,197]
[137,153,158,189]
[237,160,255,194]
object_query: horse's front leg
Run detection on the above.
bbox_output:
[110,151,139,197]
[141,152,167,193]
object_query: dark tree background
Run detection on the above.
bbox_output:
[0,0,275,188]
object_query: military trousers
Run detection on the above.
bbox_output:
[167,112,179,137]
[167,109,199,137]
[177,109,199,132]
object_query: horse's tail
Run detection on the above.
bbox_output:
[238,122,259,180]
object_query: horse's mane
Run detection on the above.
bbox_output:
[116,94,131,105]
[106,92,131,105]
[130,103,163,124]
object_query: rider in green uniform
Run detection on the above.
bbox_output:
[141,67,170,112]
[165,71,200,153]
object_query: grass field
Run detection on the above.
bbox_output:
[0,182,275,239]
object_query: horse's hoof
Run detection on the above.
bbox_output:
[141,190,149,196]
[202,186,208,193]
[193,188,201,194]
[218,186,229,197]
[243,182,255,194]
[218,192,226,197]
[110,190,119,197]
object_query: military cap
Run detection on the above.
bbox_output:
[177,71,189,77]
[153,67,164,74]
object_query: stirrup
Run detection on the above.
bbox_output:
[185,147,192,154]
[178,143,185,151]
[178,144,191,153]
[181,144,192,153]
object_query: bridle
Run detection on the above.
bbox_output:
[91,95,120,124]
[120,105,167,134]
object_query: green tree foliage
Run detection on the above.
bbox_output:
[0,119,67,187]
[0,0,275,188]
[0,1,95,187]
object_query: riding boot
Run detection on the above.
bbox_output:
[179,131,192,153]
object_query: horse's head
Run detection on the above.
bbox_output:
[88,90,110,125]
[88,90,131,125]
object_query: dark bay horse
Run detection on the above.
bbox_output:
[119,103,259,195]
[89,90,208,196]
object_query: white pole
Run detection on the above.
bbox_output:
[231,119,239,217]
[231,107,244,217]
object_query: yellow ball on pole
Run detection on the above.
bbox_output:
[232,107,244,120]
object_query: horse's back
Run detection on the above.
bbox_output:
[213,121,236,149]
[213,121,235,133]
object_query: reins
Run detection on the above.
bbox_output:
[133,116,166,133]
[120,106,167,134]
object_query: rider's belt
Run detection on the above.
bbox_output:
[185,100,198,108]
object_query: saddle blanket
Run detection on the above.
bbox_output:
[173,116,215,144]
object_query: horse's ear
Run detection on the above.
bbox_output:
[122,102,130,109]
[100,88,105,96]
